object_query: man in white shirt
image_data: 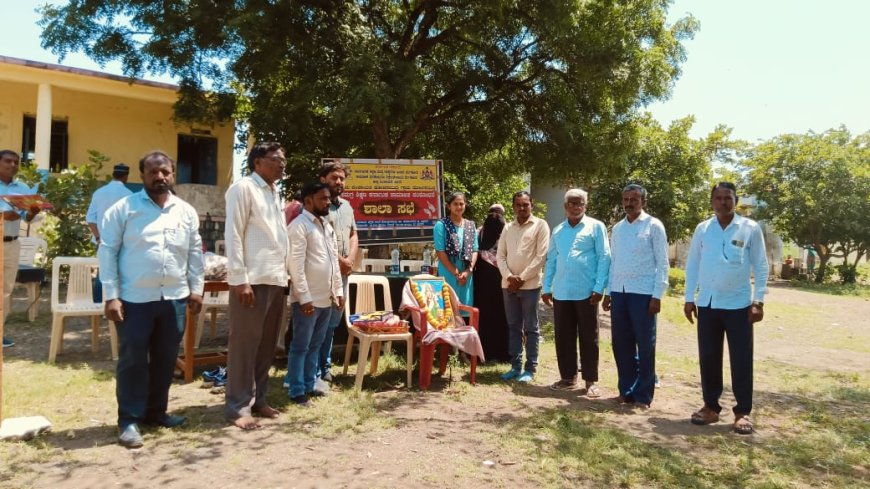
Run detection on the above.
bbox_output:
[286,182,344,407]
[602,184,669,409]
[684,182,768,435]
[224,142,290,430]
[86,163,132,302]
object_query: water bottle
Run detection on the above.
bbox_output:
[422,247,432,275]
[390,246,401,275]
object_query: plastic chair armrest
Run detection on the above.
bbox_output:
[401,304,428,336]
[456,304,479,330]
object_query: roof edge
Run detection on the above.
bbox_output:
[0,55,179,91]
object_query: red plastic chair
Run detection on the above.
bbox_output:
[403,290,480,390]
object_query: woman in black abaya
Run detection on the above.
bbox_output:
[473,204,511,362]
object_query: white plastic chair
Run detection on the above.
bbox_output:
[361,259,391,273]
[49,257,118,363]
[194,289,229,348]
[16,237,47,322]
[342,275,412,389]
[402,260,424,272]
[214,240,226,256]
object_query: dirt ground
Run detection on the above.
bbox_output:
[1,283,868,488]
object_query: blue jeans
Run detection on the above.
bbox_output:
[610,292,657,405]
[318,276,348,377]
[285,303,333,398]
[503,288,541,373]
[697,305,754,415]
[115,299,186,428]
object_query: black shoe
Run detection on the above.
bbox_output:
[118,424,144,448]
[321,371,334,383]
[144,414,187,428]
[2,337,14,348]
[290,395,310,407]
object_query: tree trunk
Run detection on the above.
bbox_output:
[372,119,395,158]
[815,251,831,283]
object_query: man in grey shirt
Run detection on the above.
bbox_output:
[317,161,358,382]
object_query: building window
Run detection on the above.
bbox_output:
[21,115,69,172]
[177,134,218,185]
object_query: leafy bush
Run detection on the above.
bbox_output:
[835,264,858,285]
[668,267,686,296]
[20,151,110,268]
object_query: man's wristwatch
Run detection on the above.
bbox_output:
[752,301,764,307]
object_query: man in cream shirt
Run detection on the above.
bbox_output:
[496,191,550,383]
[224,142,290,430]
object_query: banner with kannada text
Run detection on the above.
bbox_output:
[324,158,443,231]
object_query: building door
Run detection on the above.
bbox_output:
[176,134,217,185]
[21,115,69,172]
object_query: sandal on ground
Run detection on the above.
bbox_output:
[690,406,719,425]
[549,379,578,391]
[585,383,601,398]
[612,395,634,404]
[733,414,753,435]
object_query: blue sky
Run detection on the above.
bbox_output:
[648,0,870,141]
[4,1,869,144]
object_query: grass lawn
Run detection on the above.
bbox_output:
[1,284,869,488]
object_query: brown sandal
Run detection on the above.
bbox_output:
[690,406,719,425]
[733,414,753,435]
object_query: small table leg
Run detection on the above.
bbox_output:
[183,306,196,383]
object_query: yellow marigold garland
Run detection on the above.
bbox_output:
[410,280,454,330]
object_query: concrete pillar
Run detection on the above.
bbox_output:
[34,84,52,172]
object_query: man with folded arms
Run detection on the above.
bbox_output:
[602,184,669,409]
[684,182,768,435]
[316,161,358,383]
[497,190,549,383]
[99,151,204,448]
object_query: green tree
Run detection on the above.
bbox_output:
[585,115,734,243]
[39,1,698,188]
[20,152,110,267]
[743,127,870,283]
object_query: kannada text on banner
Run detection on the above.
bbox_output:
[335,160,442,230]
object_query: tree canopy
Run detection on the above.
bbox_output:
[584,115,737,243]
[743,127,870,282]
[39,0,697,186]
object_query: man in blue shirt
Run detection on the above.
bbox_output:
[0,150,42,349]
[684,182,768,435]
[602,184,669,409]
[99,151,204,448]
[86,163,133,302]
[542,188,611,396]
[87,163,133,246]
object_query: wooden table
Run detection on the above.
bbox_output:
[176,281,229,383]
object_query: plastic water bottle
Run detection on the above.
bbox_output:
[390,246,401,275]
[422,247,432,274]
